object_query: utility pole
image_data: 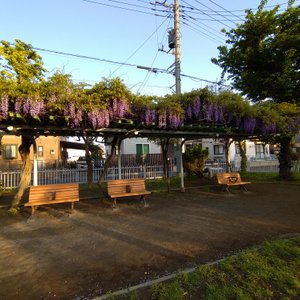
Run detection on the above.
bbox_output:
[174,0,181,94]
[173,0,185,192]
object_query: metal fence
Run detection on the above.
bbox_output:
[0,164,174,190]
[1,160,299,190]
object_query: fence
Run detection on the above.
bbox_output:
[0,164,175,190]
[1,161,300,190]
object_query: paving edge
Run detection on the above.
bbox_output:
[92,233,300,300]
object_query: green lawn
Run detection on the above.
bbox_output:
[117,237,300,300]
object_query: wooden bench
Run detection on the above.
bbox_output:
[25,183,80,215]
[107,178,151,209]
[215,172,251,192]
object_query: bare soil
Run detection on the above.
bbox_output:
[0,182,300,300]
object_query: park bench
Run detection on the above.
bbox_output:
[25,183,80,215]
[215,172,251,193]
[107,178,151,209]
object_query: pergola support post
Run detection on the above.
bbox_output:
[33,140,38,186]
[180,139,185,192]
[117,140,122,180]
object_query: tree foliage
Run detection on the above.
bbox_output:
[183,144,208,177]
[0,39,46,83]
[212,0,300,104]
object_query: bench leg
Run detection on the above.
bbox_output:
[71,202,74,210]
[112,198,118,210]
[31,206,35,215]
[240,185,248,192]
[140,195,149,207]
[221,185,230,193]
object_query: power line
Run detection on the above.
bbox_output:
[32,46,140,68]
[193,0,237,26]
[209,0,244,22]
[110,13,171,76]
[181,12,225,41]
[181,0,231,28]
[82,0,169,17]
[27,44,227,89]
[182,20,224,44]
[181,1,295,13]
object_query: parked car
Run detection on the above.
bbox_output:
[76,157,104,169]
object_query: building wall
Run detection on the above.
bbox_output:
[0,135,62,170]
[121,137,161,155]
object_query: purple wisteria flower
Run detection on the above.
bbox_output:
[192,98,201,119]
[0,95,9,118]
[64,104,82,128]
[88,109,110,129]
[242,117,256,133]
[30,101,44,117]
[186,104,193,120]
[109,99,129,119]
[23,98,31,115]
[158,111,167,128]
[15,98,22,114]
[168,114,182,129]
[205,103,214,122]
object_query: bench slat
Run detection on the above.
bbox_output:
[215,172,251,192]
[25,184,80,213]
[107,179,151,208]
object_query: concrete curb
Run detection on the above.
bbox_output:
[92,258,226,300]
[92,233,300,300]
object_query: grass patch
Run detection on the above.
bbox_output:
[241,172,300,182]
[118,237,300,299]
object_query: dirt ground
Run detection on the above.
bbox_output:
[0,182,300,300]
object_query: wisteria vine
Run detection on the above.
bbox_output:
[0,93,296,136]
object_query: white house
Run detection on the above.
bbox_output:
[120,137,161,155]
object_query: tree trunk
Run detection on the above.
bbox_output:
[98,136,120,184]
[278,136,293,180]
[160,138,170,192]
[83,137,94,188]
[11,136,35,208]
[238,140,247,173]
[225,138,233,172]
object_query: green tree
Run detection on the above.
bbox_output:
[183,144,208,177]
[212,0,300,179]
[0,40,47,208]
[0,39,46,84]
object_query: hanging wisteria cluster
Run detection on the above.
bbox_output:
[64,104,83,128]
[185,97,224,124]
[87,109,109,130]
[109,99,129,119]
[15,97,45,117]
[0,95,9,119]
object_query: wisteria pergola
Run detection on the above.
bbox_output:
[0,121,267,192]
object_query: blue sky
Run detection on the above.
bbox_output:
[1,0,292,96]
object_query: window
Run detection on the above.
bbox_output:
[50,149,55,155]
[37,146,44,157]
[235,142,241,155]
[255,144,264,158]
[136,144,149,155]
[3,145,18,159]
[214,145,224,155]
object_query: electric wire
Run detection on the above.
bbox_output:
[95,0,169,13]
[82,0,169,17]
[208,0,244,22]
[193,0,237,26]
[181,21,224,44]
[110,13,171,77]
[137,12,172,93]
[181,13,225,41]
[28,44,226,87]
